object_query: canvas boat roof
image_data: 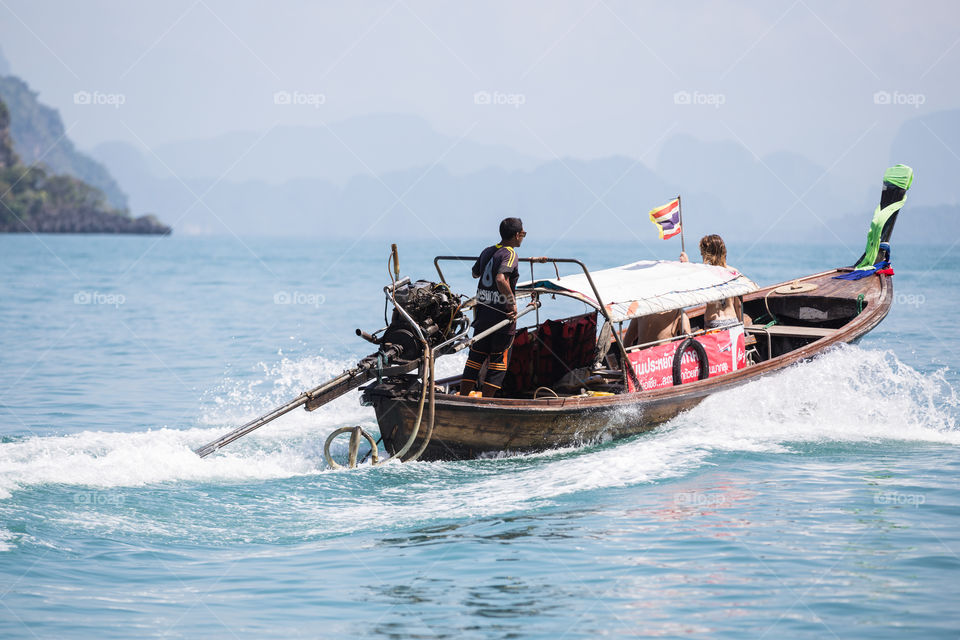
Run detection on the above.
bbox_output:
[518,260,759,323]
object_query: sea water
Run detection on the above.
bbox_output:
[0,235,957,638]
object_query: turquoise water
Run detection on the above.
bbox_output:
[0,235,958,638]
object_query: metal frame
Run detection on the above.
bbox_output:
[432,256,642,391]
[623,323,745,353]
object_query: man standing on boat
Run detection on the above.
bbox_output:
[459,217,525,397]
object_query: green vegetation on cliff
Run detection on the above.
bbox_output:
[0,75,129,211]
[0,99,169,234]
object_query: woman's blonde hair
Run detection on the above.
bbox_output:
[699,234,727,267]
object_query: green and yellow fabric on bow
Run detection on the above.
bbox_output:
[854,164,914,270]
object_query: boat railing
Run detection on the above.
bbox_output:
[433,255,642,391]
[622,324,743,353]
[433,255,571,284]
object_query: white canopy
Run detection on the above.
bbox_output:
[518,260,758,323]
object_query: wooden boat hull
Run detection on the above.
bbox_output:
[364,268,892,461]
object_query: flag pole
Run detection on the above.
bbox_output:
[677,194,686,255]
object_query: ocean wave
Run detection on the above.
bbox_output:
[0,346,955,544]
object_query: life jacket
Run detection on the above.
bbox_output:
[500,312,597,395]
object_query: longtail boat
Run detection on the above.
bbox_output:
[193,165,913,466]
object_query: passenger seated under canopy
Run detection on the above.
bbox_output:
[623,309,690,348]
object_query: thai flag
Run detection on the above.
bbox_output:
[649,198,682,240]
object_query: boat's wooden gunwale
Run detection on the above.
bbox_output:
[414,269,888,411]
[369,268,892,459]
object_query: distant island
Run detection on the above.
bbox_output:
[0,92,169,235]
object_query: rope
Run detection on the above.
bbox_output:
[384,252,397,326]
[763,290,780,327]
[387,254,397,287]
[533,386,559,399]
[326,343,431,469]
[376,344,431,463]
[443,299,462,337]
[320,246,443,469]
[403,348,437,462]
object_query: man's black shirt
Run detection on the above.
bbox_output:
[472,243,519,331]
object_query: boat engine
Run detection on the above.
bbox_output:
[193,250,540,461]
[377,279,468,361]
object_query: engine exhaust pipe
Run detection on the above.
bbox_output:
[356,328,380,344]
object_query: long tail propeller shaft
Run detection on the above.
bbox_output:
[192,346,400,458]
[192,270,537,459]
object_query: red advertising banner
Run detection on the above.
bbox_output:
[626,327,745,391]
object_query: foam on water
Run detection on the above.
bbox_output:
[198,353,376,431]
[0,346,956,543]
[0,352,471,501]
[0,356,353,500]
[302,345,960,536]
[0,426,316,500]
[675,344,959,447]
[452,345,960,508]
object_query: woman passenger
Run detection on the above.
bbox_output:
[680,234,752,329]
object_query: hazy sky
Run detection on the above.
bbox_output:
[1,0,958,182]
